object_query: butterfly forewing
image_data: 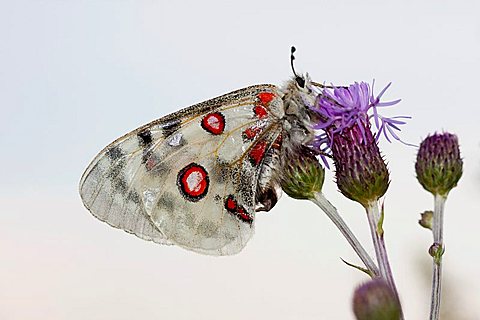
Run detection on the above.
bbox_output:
[79,84,284,255]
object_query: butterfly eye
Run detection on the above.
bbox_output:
[295,76,306,88]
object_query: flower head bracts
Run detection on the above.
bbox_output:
[415,132,463,196]
[309,81,409,155]
[352,278,402,320]
[330,120,390,207]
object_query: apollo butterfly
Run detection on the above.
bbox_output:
[79,48,323,255]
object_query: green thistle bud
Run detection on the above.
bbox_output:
[280,146,325,200]
[331,122,389,207]
[415,132,463,196]
[352,278,401,320]
[429,243,445,265]
[419,210,433,230]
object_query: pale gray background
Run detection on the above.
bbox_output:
[1,1,479,319]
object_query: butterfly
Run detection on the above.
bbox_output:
[79,50,322,255]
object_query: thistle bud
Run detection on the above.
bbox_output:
[352,278,401,320]
[419,210,433,230]
[415,132,463,196]
[429,243,445,265]
[332,122,389,207]
[280,146,325,200]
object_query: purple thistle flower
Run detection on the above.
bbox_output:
[305,81,403,205]
[415,132,463,196]
[309,81,409,155]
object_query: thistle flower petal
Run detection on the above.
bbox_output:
[376,99,402,107]
[309,81,408,155]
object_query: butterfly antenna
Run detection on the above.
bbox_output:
[290,46,305,88]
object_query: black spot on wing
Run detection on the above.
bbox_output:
[127,190,141,204]
[106,146,124,160]
[138,130,153,146]
[141,149,152,164]
[113,176,128,193]
[105,158,126,180]
[156,192,176,212]
[161,119,181,137]
[212,160,231,183]
[111,174,141,205]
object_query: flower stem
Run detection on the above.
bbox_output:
[311,192,379,277]
[429,194,446,320]
[365,201,404,319]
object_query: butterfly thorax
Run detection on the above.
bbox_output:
[254,78,319,213]
[280,77,317,150]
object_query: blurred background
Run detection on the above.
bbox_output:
[1,1,479,319]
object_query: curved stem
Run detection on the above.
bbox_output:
[429,194,446,320]
[365,201,404,320]
[311,192,379,277]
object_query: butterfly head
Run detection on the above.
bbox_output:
[287,47,318,115]
[293,71,306,89]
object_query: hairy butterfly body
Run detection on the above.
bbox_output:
[79,76,317,255]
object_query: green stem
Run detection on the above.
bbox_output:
[429,194,446,320]
[365,201,404,320]
[311,192,379,277]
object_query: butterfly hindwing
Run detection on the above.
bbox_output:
[79,84,284,255]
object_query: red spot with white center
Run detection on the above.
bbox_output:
[177,163,209,201]
[224,195,253,224]
[201,112,225,135]
[249,140,268,166]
